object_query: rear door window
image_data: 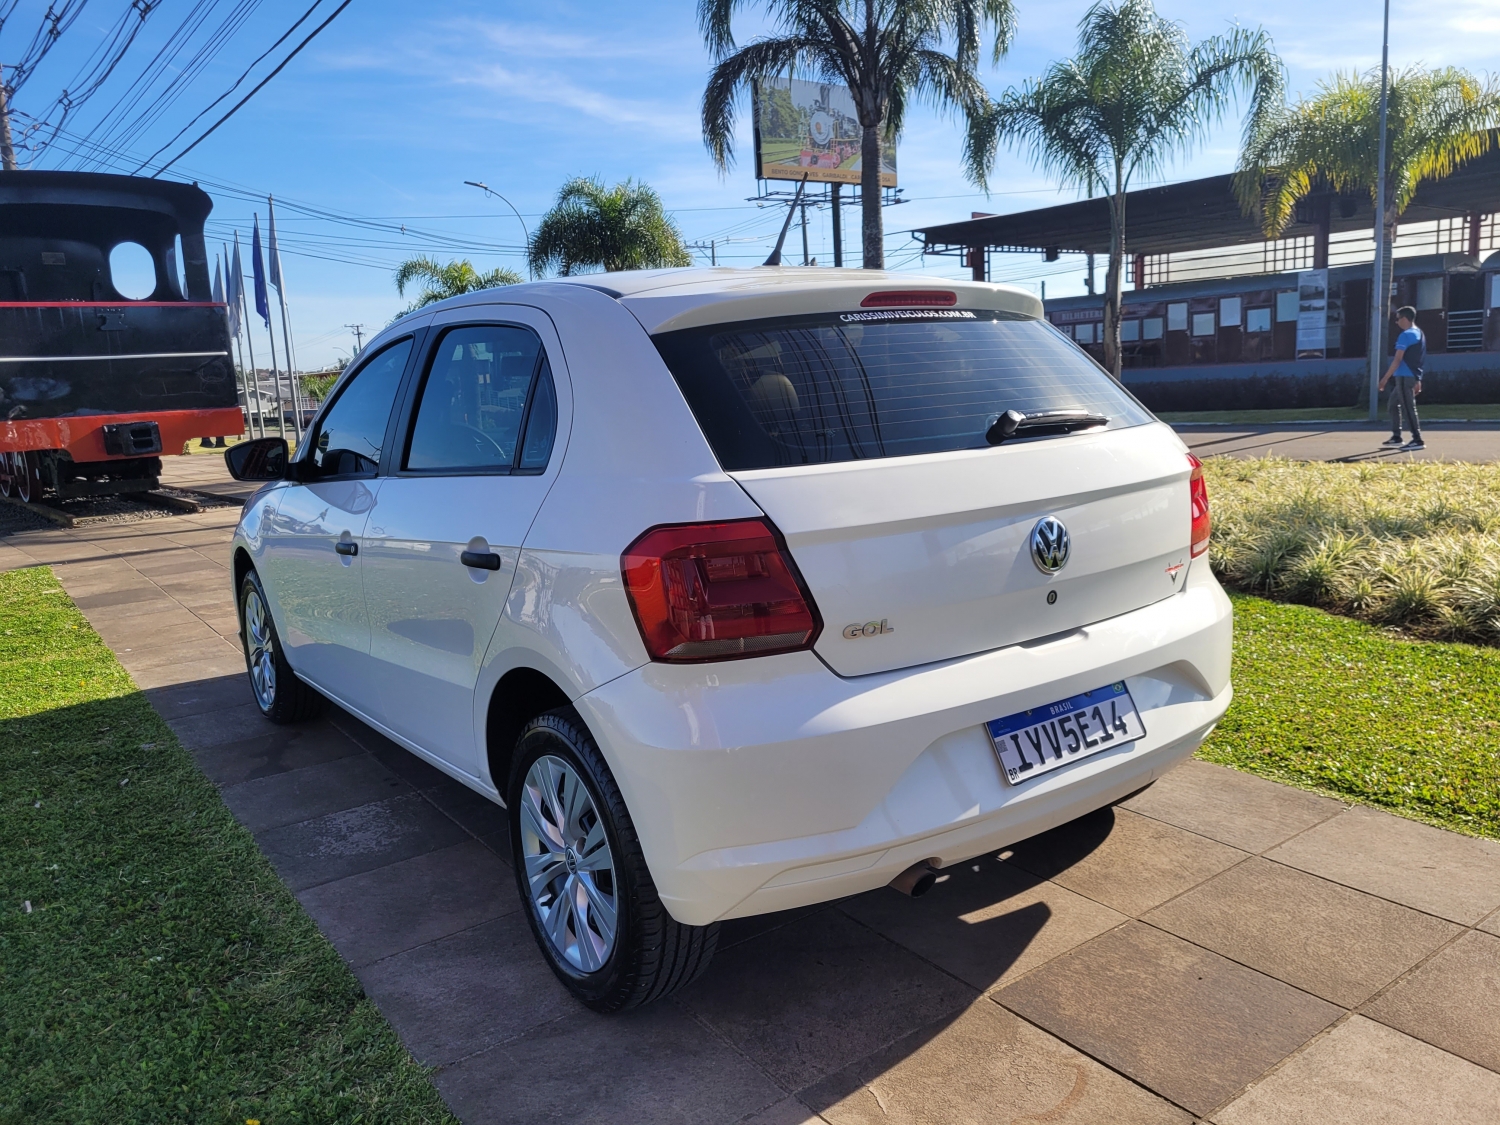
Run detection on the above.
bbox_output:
[403,324,556,473]
[653,310,1153,471]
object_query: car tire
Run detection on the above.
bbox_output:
[509,708,718,1012]
[239,569,324,724]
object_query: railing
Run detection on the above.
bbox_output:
[1126,214,1500,288]
[1446,309,1486,352]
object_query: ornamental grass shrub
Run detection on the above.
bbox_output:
[1204,457,1500,643]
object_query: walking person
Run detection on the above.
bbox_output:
[1379,306,1425,451]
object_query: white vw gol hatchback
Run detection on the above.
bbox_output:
[225,268,1230,1012]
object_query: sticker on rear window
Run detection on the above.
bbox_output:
[838,309,978,323]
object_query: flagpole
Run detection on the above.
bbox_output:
[215,251,250,442]
[265,305,286,440]
[252,214,286,440]
[222,246,249,438]
[268,197,303,441]
[236,233,264,439]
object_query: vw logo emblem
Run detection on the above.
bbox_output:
[1030,516,1070,573]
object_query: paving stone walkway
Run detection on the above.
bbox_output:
[5,454,1500,1123]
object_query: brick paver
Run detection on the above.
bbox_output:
[5,453,1500,1123]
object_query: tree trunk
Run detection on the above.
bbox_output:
[1103,180,1126,380]
[861,123,883,269]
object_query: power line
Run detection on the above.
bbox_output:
[149,0,353,176]
[128,0,321,173]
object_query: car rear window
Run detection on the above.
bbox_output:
[652,309,1153,471]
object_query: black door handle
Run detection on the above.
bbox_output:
[335,541,358,557]
[461,550,502,571]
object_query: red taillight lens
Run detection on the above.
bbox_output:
[1188,454,1211,558]
[622,519,822,662]
[860,290,957,308]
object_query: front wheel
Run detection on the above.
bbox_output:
[239,569,324,724]
[509,710,718,1012]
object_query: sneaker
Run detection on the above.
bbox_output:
[1381,435,1404,446]
[1403,440,1426,451]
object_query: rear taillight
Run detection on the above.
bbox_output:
[1188,454,1211,557]
[622,519,822,662]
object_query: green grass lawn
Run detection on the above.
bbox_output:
[1160,403,1500,424]
[0,566,455,1125]
[1201,593,1500,839]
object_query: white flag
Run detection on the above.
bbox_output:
[227,234,244,339]
[268,198,287,297]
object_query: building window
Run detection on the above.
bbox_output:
[1075,323,1095,344]
[1120,319,1140,342]
[1219,297,1241,327]
[1191,312,1216,337]
[1167,303,1188,331]
[1416,277,1444,310]
[1246,307,1272,333]
[1491,274,1500,309]
[1276,291,1299,322]
[1143,317,1164,340]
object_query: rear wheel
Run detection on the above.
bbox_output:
[0,452,14,498]
[509,710,718,1012]
[239,569,324,724]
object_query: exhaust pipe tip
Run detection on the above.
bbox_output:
[889,860,940,898]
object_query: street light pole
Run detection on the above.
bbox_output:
[1367,0,1391,421]
[464,181,530,264]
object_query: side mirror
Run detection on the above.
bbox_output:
[225,437,291,481]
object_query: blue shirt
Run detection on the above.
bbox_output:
[1395,326,1423,379]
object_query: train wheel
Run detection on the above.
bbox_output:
[0,452,13,498]
[15,452,38,504]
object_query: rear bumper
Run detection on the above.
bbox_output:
[577,564,1234,926]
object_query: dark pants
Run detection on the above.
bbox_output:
[1389,376,1421,440]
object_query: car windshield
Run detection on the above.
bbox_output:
[652,309,1153,471]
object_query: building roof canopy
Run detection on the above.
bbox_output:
[918,149,1500,257]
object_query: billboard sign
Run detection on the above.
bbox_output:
[752,77,896,187]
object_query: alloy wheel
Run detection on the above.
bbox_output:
[243,587,277,710]
[519,754,618,973]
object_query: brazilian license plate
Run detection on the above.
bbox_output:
[986,682,1146,785]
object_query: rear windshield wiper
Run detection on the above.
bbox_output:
[985,408,1109,446]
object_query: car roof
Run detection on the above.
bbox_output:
[413,267,1044,335]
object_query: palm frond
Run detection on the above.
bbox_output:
[1236,65,1500,236]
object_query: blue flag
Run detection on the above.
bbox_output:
[251,214,271,327]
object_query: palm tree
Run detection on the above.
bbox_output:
[968,0,1282,377]
[527,178,692,276]
[700,0,1015,270]
[394,256,521,314]
[1236,67,1500,332]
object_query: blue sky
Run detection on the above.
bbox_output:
[7,0,1498,367]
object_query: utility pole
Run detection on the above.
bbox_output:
[1367,0,1392,421]
[345,323,365,355]
[0,64,18,171]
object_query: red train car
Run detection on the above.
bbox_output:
[0,171,242,501]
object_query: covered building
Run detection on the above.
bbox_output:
[915,150,1500,410]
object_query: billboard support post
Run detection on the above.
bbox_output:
[831,184,842,267]
[763,176,809,266]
